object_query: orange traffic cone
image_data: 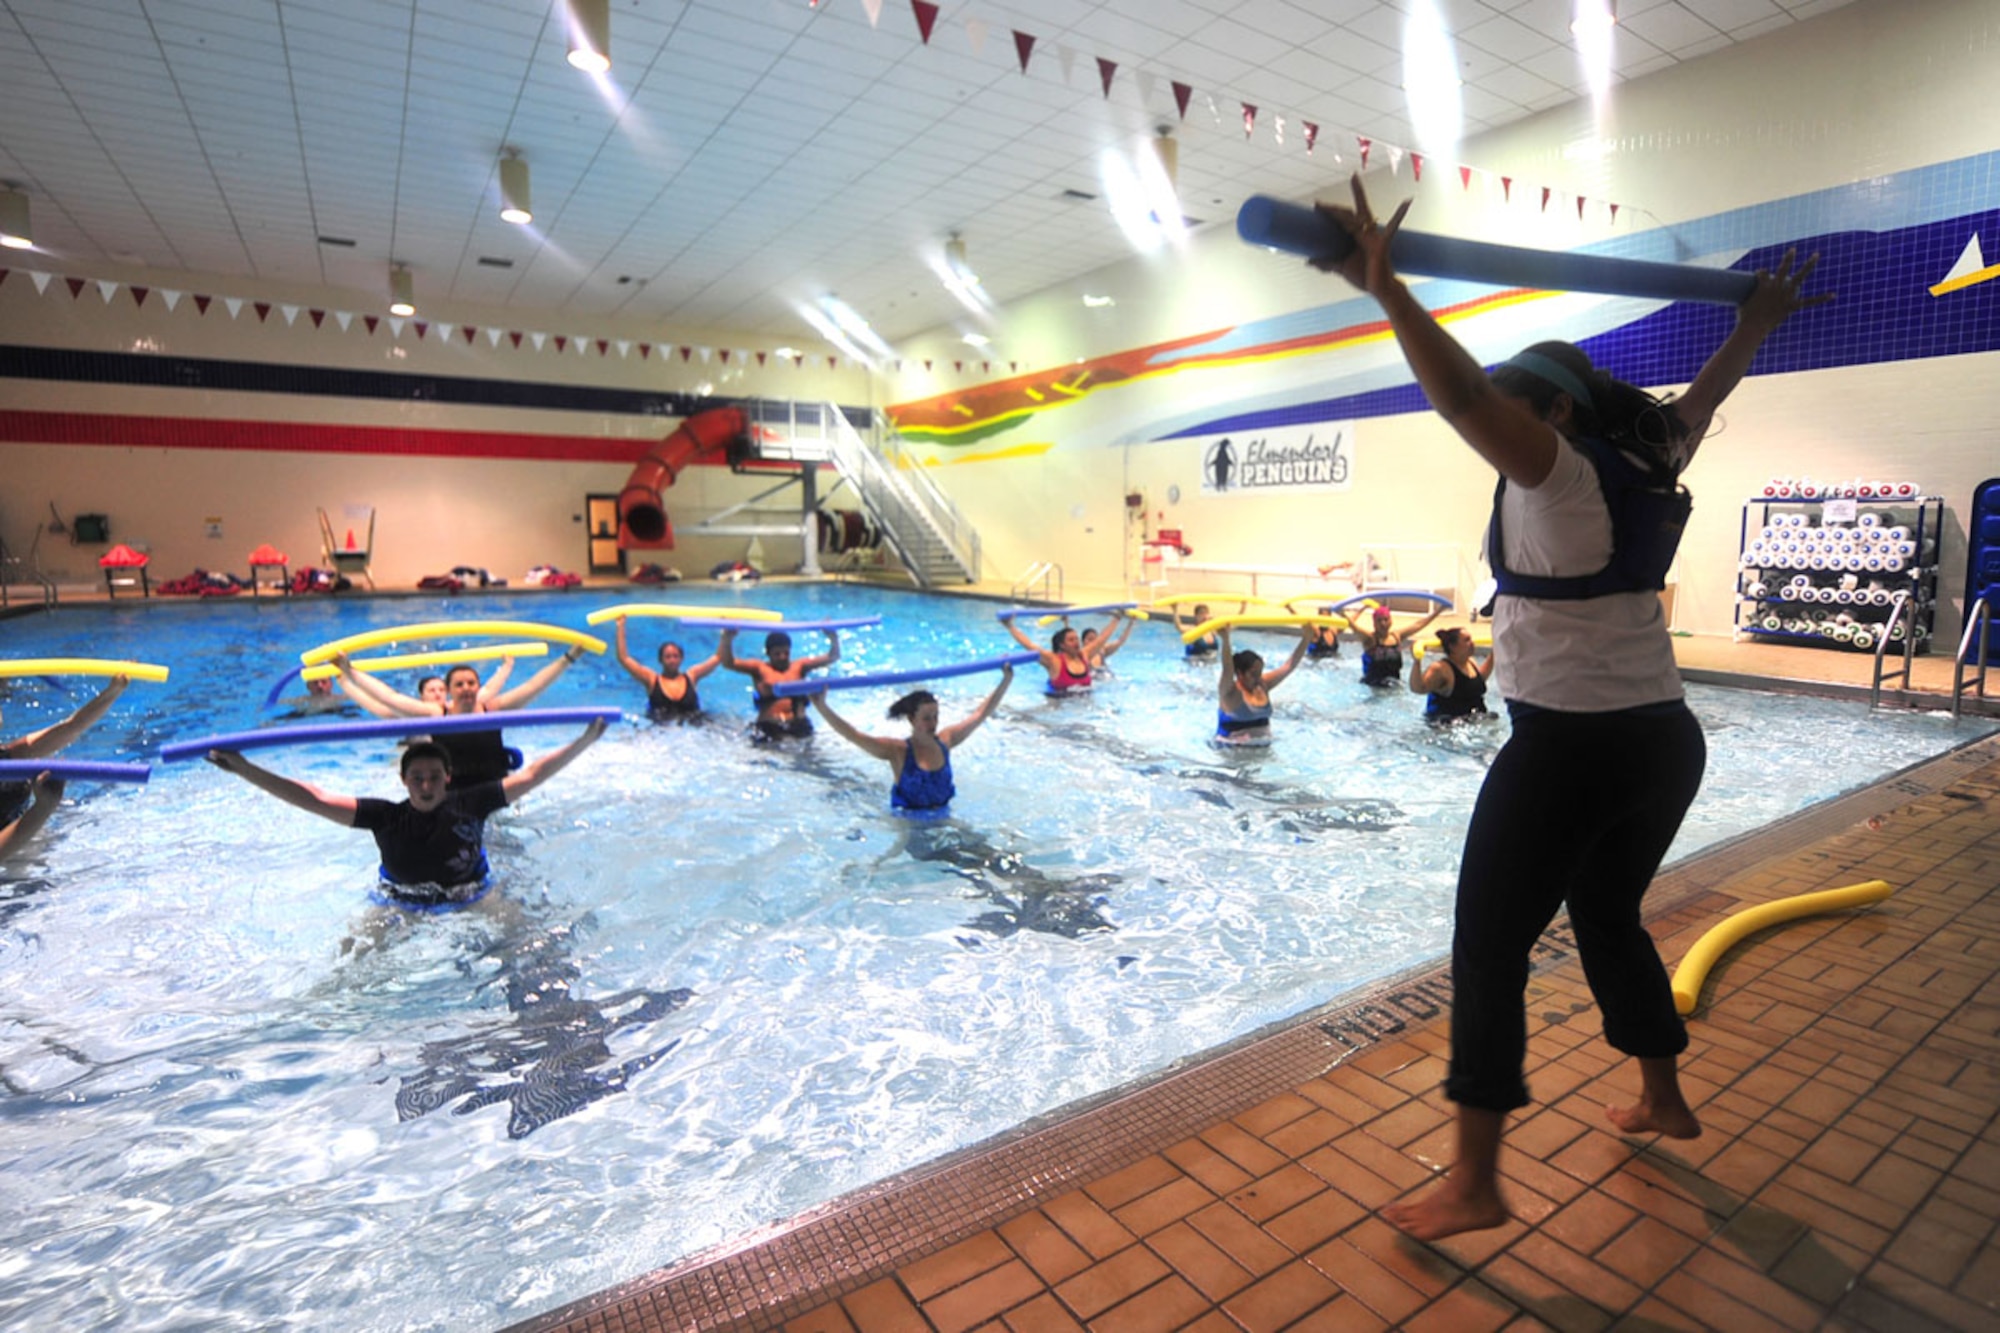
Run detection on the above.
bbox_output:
[345,529,357,549]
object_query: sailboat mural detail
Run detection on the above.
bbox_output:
[1929,233,2000,296]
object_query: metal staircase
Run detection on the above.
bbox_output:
[743,401,979,588]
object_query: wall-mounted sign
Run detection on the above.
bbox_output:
[1188,422,1353,496]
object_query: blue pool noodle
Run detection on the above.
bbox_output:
[677,616,883,633]
[1330,590,1453,612]
[0,759,153,784]
[159,706,621,763]
[1236,196,1756,307]
[772,651,1040,698]
[995,602,1135,622]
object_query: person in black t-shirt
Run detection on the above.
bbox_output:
[204,719,607,909]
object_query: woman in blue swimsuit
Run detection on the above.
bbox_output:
[808,665,1014,812]
[1214,624,1310,746]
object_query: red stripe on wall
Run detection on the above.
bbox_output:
[0,410,668,463]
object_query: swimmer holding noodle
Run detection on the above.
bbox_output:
[1311,174,1828,1241]
[807,665,1013,813]
[1,675,129,854]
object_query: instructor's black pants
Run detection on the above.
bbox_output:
[1445,702,1706,1112]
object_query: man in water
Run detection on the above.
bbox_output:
[717,626,839,741]
[204,717,607,912]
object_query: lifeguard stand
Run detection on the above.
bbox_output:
[98,544,150,598]
[317,508,375,589]
[248,543,290,597]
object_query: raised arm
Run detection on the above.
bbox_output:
[795,629,840,673]
[1670,250,1830,452]
[487,644,584,711]
[1410,651,1450,697]
[475,655,517,704]
[1403,605,1446,641]
[1216,625,1237,695]
[1099,614,1137,659]
[501,717,608,803]
[1261,626,1312,691]
[0,773,65,856]
[716,628,758,676]
[205,750,358,825]
[613,619,656,689]
[332,653,439,718]
[807,691,903,762]
[938,665,1014,749]
[1003,619,1059,671]
[683,646,722,682]
[5,676,128,759]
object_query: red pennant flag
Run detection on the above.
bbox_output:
[364,315,380,334]
[756,351,768,366]
[911,0,939,44]
[131,286,150,307]
[719,349,730,363]
[1410,152,1423,182]
[1357,137,1371,169]
[66,276,87,300]
[255,302,272,322]
[680,346,692,362]
[1012,30,1034,73]
[0,270,8,288]
[553,335,567,352]
[828,355,838,369]
[1609,203,1620,225]
[1500,176,1512,202]
[462,325,476,343]
[1576,195,1587,220]
[1303,122,1319,154]
[1096,57,1116,98]
[1171,81,1192,120]
[415,320,429,339]
[954,360,963,373]
[194,294,212,315]
[509,331,523,348]
[924,359,933,372]
[310,309,326,327]
[1240,103,1257,139]
[1540,186,1552,212]
[639,343,651,359]
[982,361,990,373]
[596,339,609,356]
[1459,165,1472,190]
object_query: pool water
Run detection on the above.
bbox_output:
[1,587,1989,1329]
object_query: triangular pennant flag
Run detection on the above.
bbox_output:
[310,309,327,328]
[463,326,477,344]
[389,317,406,337]
[364,314,379,334]
[1411,152,1423,182]
[1056,43,1076,85]
[66,277,87,300]
[530,332,547,351]
[415,320,430,339]
[486,327,502,346]
[912,0,939,43]
[1010,361,1018,373]
[438,323,456,342]
[964,15,987,54]
[253,301,271,322]
[718,348,730,363]
[680,345,692,362]
[1136,70,1157,106]
[616,339,632,358]
[1576,195,1587,221]
[335,311,353,331]
[195,292,213,313]
[982,361,990,373]
[860,0,882,26]
[510,331,523,348]
[639,343,651,359]
[97,279,120,303]
[554,335,567,352]
[1609,203,1620,225]
[1303,121,1319,154]
[224,297,244,319]
[1357,136,1371,169]
[828,355,838,370]
[755,350,767,366]
[1241,103,1257,138]
[30,271,55,294]
[1388,145,1404,176]
[130,285,149,307]
[596,339,608,356]
[280,304,300,326]
[1171,81,1192,120]
[575,335,589,355]
[924,359,933,372]
[1273,115,1285,147]
[1541,185,1552,212]
[698,346,713,363]
[1459,164,1473,190]
[954,360,963,373]
[1501,176,1513,202]
[0,270,8,289]
[161,289,181,311]
[1012,30,1034,74]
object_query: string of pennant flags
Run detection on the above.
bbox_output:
[0,266,1031,378]
[875,0,1637,228]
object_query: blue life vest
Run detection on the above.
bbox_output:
[1488,436,1690,601]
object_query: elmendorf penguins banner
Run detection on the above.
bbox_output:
[1189,422,1353,496]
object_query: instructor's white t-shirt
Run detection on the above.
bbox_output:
[1489,431,1685,712]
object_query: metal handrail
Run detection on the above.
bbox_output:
[0,531,58,610]
[1870,590,1917,708]
[1953,598,1992,717]
[824,407,977,585]
[867,410,978,571]
[1010,561,1063,605]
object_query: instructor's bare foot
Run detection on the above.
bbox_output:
[1606,1098,1701,1139]
[1382,1179,1511,1242]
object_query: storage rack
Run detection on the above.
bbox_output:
[1734,494,1942,654]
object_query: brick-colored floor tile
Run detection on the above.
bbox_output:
[1872,1255,2000,1331]
[1303,1235,1432,1325]
[1297,1142,1404,1209]
[1144,1221,1255,1302]
[922,1260,1046,1333]
[1329,1127,1437,1189]
[1261,1186,1366,1254]
[1650,1268,1804,1333]
[1164,1136,1256,1197]
[1233,1091,1319,1139]
[1477,1253,1613,1333]
[1511,1108,1593,1162]
[1219,1258,1341,1333]
[1541,1188,1640,1258]
[1263,1109,1352,1160]
[1596,1216,1700,1290]
[1508,1231,1643,1314]
[1044,1191,1141,1261]
[1297,1074,1393,1125]
[901,1231,1015,1301]
[1339,1216,1466,1299]
[1000,1292,1085,1333]
[1185,1200,1293,1276]
[785,1304,858,1332]
[1284,1294,1393,1331]
[1853,1150,1943,1213]
[1052,1247,1171,1322]
[1400,1277,1520,1333]
[1111,1176,1215,1238]
[1085,1155,1183,1211]
[1681,1246,1826,1329]
[840,1277,930,1333]
[1199,1121,1291,1177]
[1769,1231,1866,1306]
[1798,1127,1883,1184]
[1086,1275,1212,1333]
[1000,1211,1094,1285]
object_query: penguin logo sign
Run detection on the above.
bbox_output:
[1193,423,1352,496]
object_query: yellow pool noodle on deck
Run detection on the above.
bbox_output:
[1181,613,1353,644]
[1670,879,1894,1016]
[585,604,782,625]
[0,658,170,682]
[299,642,549,682]
[301,620,605,666]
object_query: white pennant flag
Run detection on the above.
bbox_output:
[1388,145,1404,176]
[964,16,987,55]
[224,297,244,319]
[860,0,882,26]
[1136,70,1157,108]
[615,339,631,358]
[436,323,453,342]
[30,270,53,295]
[1056,44,1076,85]
[1273,114,1286,147]
[97,279,120,303]
[486,327,503,347]
[280,303,300,326]
[574,334,589,355]
[530,332,546,351]
[334,311,353,331]
[160,289,182,312]
[698,345,712,363]
[388,317,406,337]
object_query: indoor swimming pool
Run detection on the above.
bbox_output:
[1,586,1990,1330]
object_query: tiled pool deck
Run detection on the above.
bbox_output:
[507,630,2000,1333]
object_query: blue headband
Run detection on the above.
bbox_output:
[1499,351,1594,411]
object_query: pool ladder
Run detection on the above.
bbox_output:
[1869,591,1920,709]
[0,532,58,610]
[1952,597,1993,717]
[1010,560,1063,605]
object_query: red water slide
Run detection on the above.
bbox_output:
[617,405,750,549]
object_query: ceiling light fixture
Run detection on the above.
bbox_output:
[499,153,533,225]
[566,0,611,72]
[934,231,992,315]
[0,185,33,250]
[1572,0,1617,107]
[388,263,416,317]
[1570,0,1617,34]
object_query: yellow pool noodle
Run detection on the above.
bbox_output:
[1181,613,1353,644]
[1670,879,1894,1015]
[585,604,782,625]
[1411,627,1494,659]
[302,620,606,666]
[299,642,550,682]
[0,658,170,682]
